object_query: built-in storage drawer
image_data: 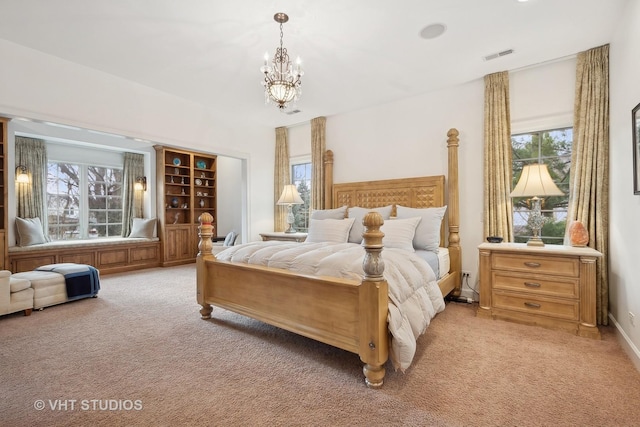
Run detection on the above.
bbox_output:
[492,290,579,321]
[492,271,579,299]
[492,253,579,277]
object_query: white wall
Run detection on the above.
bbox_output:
[609,0,640,369]
[0,39,273,242]
[216,156,244,239]
[325,81,484,298]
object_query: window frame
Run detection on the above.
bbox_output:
[290,155,311,233]
[47,160,124,240]
[511,126,572,245]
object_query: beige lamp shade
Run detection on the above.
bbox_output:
[510,164,564,198]
[277,184,304,205]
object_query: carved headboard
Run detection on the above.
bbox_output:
[331,175,446,245]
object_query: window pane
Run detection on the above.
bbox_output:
[511,127,572,245]
[47,163,81,240]
[47,161,123,240]
[291,162,311,232]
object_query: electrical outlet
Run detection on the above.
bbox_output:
[462,271,471,279]
[629,312,635,326]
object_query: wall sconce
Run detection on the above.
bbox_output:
[15,165,29,184]
[134,176,147,191]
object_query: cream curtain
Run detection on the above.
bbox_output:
[310,117,326,210]
[15,136,48,236]
[568,44,610,325]
[274,127,290,232]
[483,71,514,242]
[121,152,145,237]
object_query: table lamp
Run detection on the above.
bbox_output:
[277,184,304,233]
[510,163,563,246]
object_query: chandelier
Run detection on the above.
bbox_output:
[260,13,303,110]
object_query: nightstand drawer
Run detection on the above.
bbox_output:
[493,291,579,321]
[492,271,579,299]
[492,253,579,277]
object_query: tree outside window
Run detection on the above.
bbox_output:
[47,162,123,240]
[291,162,311,232]
[511,127,572,245]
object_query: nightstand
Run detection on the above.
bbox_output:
[477,242,601,339]
[259,232,307,242]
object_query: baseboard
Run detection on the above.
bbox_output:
[609,313,640,373]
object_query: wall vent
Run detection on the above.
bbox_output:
[285,109,302,115]
[483,49,514,61]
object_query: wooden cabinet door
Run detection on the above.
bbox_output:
[165,225,193,263]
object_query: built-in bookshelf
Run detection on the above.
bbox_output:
[154,146,217,266]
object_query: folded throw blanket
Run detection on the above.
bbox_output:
[36,263,100,299]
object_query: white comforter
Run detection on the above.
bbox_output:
[214,241,445,371]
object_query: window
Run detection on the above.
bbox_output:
[511,127,572,245]
[291,160,311,232]
[47,162,123,240]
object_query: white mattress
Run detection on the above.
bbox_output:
[437,247,450,279]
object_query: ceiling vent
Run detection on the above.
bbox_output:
[285,109,302,115]
[483,49,514,61]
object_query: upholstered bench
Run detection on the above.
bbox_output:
[12,263,100,310]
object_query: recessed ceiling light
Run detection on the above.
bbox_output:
[419,23,447,40]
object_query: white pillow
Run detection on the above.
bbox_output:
[306,218,355,243]
[128,218,157,238]
[347,205,393,244]
[15,217,47,246]
[378,217,422,252]
[310,206,347,220]
[396,205,447,252]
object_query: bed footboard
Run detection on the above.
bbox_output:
[196,212,390,388]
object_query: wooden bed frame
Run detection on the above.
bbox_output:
[196,128,461,388]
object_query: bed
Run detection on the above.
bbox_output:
[196,128,461,388]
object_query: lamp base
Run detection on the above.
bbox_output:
[526,237,545,247]
[284,226,297,234]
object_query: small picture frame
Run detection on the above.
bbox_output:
[633,102,640,195]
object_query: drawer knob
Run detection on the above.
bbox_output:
[524,262,541,268]
[524,302,541,309]
[524,282,541,288]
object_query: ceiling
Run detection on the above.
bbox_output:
[0,0,627,129]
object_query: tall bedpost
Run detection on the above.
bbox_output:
[197,212,214,319]
[447,128,462,296]
[324,150,334,209]
[359,211,389,388]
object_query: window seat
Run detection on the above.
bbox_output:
[8,237,161,275]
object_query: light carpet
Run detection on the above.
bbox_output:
[1,265,639,426]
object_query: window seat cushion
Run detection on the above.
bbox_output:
[8,237,159,253]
